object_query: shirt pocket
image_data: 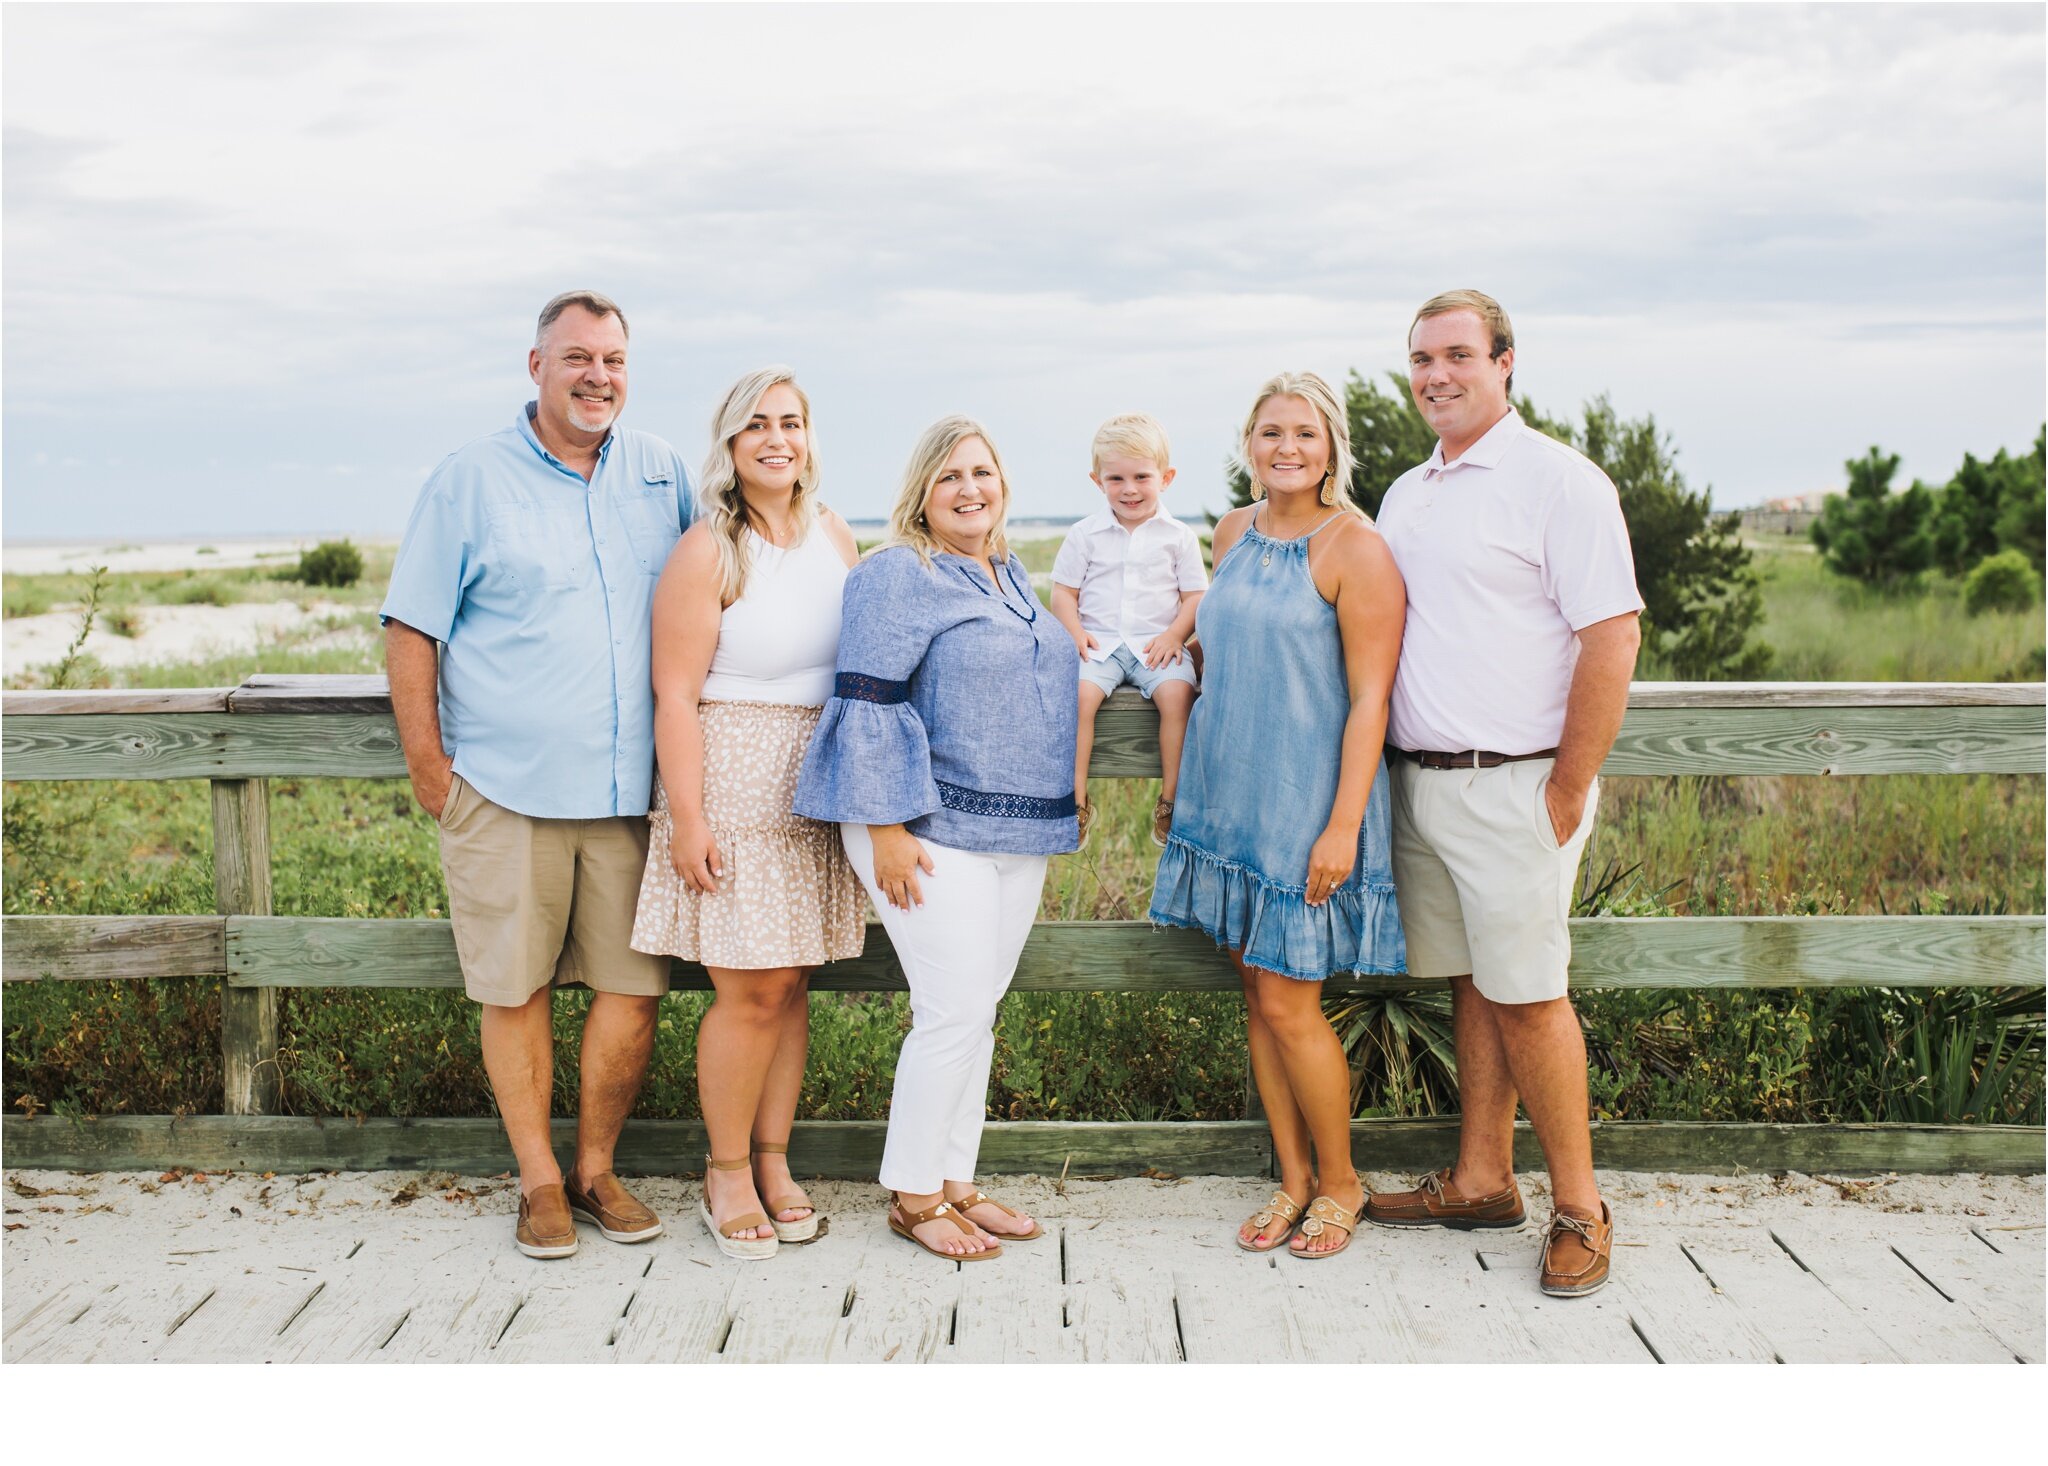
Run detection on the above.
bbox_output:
[618,476,682,574]
[486,501,592,593]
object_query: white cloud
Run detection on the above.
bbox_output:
[2,1,2041,536]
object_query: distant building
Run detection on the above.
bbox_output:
[1739,488,1837,538]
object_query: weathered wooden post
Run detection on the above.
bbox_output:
[212,777,279,1114]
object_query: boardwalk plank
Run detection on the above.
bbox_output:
[829,1223,965,1363]
[1473,1250,1654,1363]
[1280,1265,1425,1363]
[948,1222,1069,1363]
[492,1276,639,1363]
[1768,1222,2016,1365]
[12,1278,218,1363]
[609,1256,736,1365]
[1679,1231,1900,1363]
[1173,1254,1305,1363]
[1329,1228,1544,1363]
[154,1274,322,1362]
[1889,1231,2045,1363]
[2,1281,116,1361]
[717,1227,858,1364]
[268,1276,418,1362]
[1608,1239,1778,1364]
[1051,1219,1186,1362]
[376,1278,527,1364]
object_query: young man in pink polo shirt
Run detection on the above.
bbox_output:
[1366,291,1643,1297]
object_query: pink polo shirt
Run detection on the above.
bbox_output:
[1377,409,1643,756]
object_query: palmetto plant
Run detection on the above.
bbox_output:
[1328,987,1458,1116]
[1332,858,1685,1117]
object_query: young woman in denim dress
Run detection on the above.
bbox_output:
[794,416,1079,1261]
[1149,371,1407,1259]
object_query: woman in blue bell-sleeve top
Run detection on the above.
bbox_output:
[794,415,1077,1262]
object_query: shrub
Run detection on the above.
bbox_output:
[1963,549,2039,616]
[296,539,364,588]
[163,576,235,606]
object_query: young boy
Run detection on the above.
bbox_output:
[1051,413,1208,847]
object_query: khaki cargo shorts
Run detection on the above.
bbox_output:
[436,773,672,1007]
[1388,756,1598,1005]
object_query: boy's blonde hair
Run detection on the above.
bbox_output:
[885,415,1013,565]
[1090,412,1172,473]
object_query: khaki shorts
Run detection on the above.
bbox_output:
[1388,756,1598,1005]
[436,773,672,1007]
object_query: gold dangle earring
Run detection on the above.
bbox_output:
[1320,468,1339,508]
[1249,473,1266,503]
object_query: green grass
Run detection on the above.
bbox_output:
[1746,542,2045,683]
[1,547,2040,1128]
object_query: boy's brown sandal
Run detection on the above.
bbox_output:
[516,1183,579,1260]
[565,1170,663,1244]
[750,1140,821,1244]
[888,1197,1003,1262]
[1365,1166,1526,1230]
[1539,1201,1613,1297]
[1290,1192,1363,1260]
[948,1188,1044,1241]
[1236,1186,1309,1253]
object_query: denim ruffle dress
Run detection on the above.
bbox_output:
[1148,511,1405,980]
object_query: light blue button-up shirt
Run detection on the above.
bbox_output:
[380,403,695,819]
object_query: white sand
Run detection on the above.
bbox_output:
[3,600,371,681]
[3,538,394,576]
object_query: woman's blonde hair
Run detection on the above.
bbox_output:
[1235,371,1360,514]
[698,366,819,606]
[884,415,1013,565]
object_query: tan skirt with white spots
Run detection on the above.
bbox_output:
[630,701,865,969]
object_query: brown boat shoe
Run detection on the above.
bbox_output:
[1539,1201,1613,1297]
[516,1182,579,1259]
[1365,1166,1526,1230]
[564,1170,663,1244]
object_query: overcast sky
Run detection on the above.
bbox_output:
[3,1,2042,541]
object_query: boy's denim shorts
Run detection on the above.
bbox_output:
[1078,641,1198,699]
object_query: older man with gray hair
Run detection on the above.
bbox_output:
[381,291,695,1258]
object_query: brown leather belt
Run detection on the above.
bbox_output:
[1394,746,1558,770]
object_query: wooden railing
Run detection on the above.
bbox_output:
[4,676,2043,1177]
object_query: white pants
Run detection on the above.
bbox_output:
[840,823,1048,1194]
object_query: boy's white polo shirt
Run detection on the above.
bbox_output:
[1377,409,1643,755]
[1051,506,1209,662]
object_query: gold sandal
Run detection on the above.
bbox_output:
[1291,1191,1364,1260]
[888,1196,1003,1262]
[1237,1185,1310,1253]
[751,1140,822,1244]
[948,1188,1045,1241]
[699,1156,778,1260]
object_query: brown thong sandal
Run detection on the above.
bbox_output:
[1237,1185,1310,1253]
[948,1188,1045,1241]
[699,1156,779,1260]
[888,1196,1003,1262]
[751,1140,822,1244]
[1291,1191,1364,1260]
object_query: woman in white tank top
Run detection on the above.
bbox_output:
[630,367,862,1260]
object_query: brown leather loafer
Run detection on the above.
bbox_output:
[1539,1201,1613,1297]
[565,1170,663,1244]
[516,1182,578,1259]
[1365,1166,1526,1230]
